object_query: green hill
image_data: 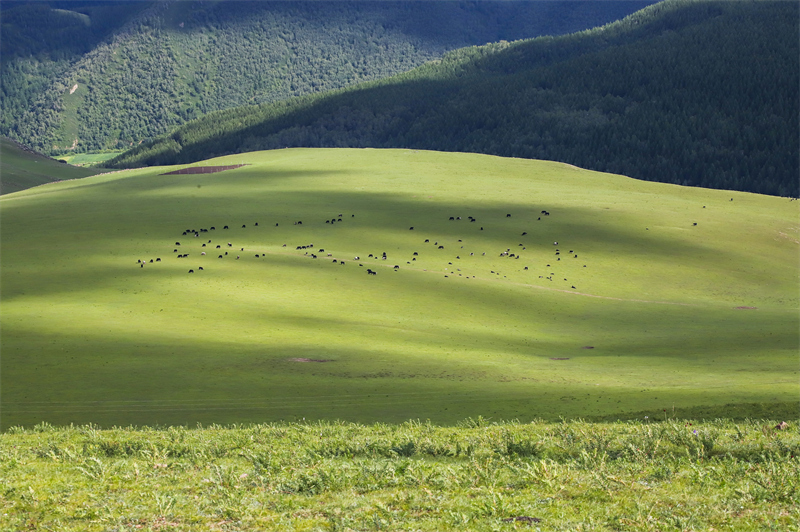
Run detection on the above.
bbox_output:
[0,0,651,154]
[1,148,796,430]
[108,0,799,197]
[0,136,105,195]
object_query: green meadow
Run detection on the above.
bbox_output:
[1,148,797,430]
[0,138,106,195]
[57,151,123,167]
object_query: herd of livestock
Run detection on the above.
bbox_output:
[136,211,587,290]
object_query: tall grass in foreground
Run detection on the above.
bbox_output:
[1,418,797,531]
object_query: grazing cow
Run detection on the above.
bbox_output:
[327,253,332,257]
[370,270,376,275]
[255,223,258,226]
[326,220,330,224]
[225,252,228,255]
[255,254,260,258]
[449,217,455,220]
[199,267,204,270]
[219,255,223,258]
[216,245,221,249]
[524,266,528,270]
[242,225,246,228]
[236,256,240,260]
[340,261,345,265]
[480,227,484,230]
[425,239,430,243]
[201,252,206,256]
[457,217,461,220]
[156,258,161,262]
[470,219,476,222]
[182,231,187,235]
[319,249,325,252]
[174,249,178,253]
[202,244,206,247]
[176,242,181,246]
[354,256,360,260]
[137,259,142,263]
[693,222,697,226]
[394,265,399,269]
[409,227,414,230]
[241,248,244,251]
[188,269,194,273]
[507,214,511,217]
[211,227,215,230]
[228,243,232,247]
[412,258,416,261]
[554,241,558,245]
[438,245,444,249]
[413,252,418,256]
[224,226,229,229]
[369,254,373,258]
[140,264,143,268]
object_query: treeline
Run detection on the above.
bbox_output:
[1,1,651,153]
[109,0,799,197]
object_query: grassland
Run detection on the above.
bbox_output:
[0,148,797,430]
[57,151,124,167]
[1,419,797,531]
[0,137,106,195]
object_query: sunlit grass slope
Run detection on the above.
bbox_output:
[0,137,106,195]
[1,149,797,429]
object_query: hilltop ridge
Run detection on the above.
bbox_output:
[107,0,799,197]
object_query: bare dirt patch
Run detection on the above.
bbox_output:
[289,357,332,363]
[161,165,247,175]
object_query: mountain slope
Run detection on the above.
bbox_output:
[0,137,105,195]
[108,0,799,197]
[0,1,652,153]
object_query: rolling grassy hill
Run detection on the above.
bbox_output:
[108,0,799,197]
[1,148,797,430]
[0,136,106,195]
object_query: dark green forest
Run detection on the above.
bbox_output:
[1,1,651,153]
[108,0,799,197]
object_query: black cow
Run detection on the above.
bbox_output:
[149,259,154,263]
[255,254,260,258]
[202,244,206,247]
[506,214,511,217]
[188,269,194,273]
[140,264,143,268]
[524,266,528,270]
[394,265,399,269]
[228,243,232,247]
[174,249,178,253]
[255,223,258,226]
[425,239,430,243]
[409,227,414,230]
[340,261,345,265]
[224,226,229,229]
[449,217,455,220]
[413,252,418,256]
[522,232,527,236]
[219,255,223,258]
[211,227,216,230]
[176,242,181,245]
[217,245,221,249]
[438,245,444,249]
[156,258,161,262]
[242,225,246,228]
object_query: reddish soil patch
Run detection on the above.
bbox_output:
[734,306,758,310]
[161,164,247,175]
[550,357,570,360]
[289,357,332,363]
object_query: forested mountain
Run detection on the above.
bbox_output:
[0,1,652,154]
[108,0,799,197]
